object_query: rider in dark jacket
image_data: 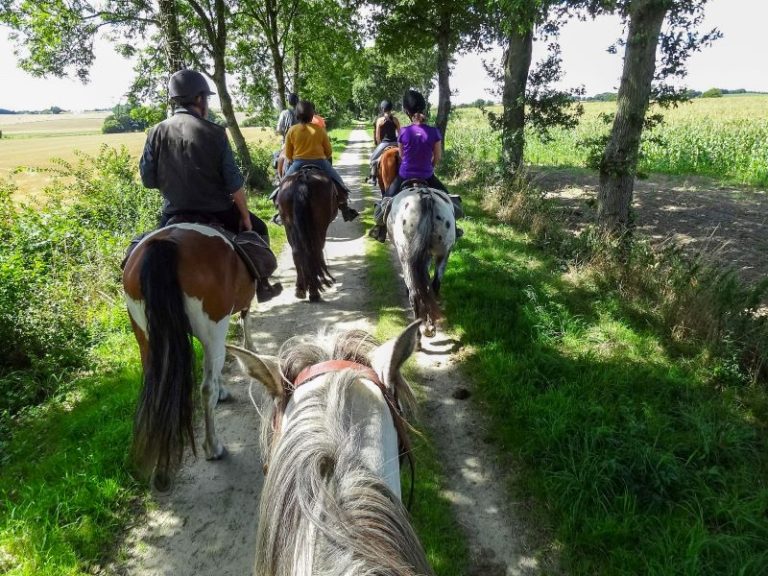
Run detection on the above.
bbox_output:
[139,69,281,301]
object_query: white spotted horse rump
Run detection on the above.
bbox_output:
[387,187,456,344]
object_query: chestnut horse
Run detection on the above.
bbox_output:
[377,146,399,195]
[122,223,256,490]
[226,321,434,576]
[277,167,337,302]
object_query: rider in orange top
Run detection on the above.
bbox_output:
[279,101,359,222]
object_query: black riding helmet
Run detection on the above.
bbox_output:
[402,89,426,117]
[168,69,215,102]
[288,92,299,107]
[380,99,393,113]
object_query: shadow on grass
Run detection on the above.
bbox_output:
[438,188,768,575]
[0,357,145,575]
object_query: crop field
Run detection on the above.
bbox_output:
[452,95,768,187]
[0,114,281,204]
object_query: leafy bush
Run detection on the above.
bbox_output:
[102,104,164,133]
[0,147,161,440]
[234,143,275,191]
[702,87,724,98]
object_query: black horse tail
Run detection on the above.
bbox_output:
[131,238,196,488]
[407,191,442,321]
[292,170,334,293]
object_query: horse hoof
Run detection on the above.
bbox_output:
[424,327,436,338]
[218,385,231,402]
[295,288,307,299]
[204,442,227,461]
[308,292,321,303]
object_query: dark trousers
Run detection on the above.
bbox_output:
[161,204,269,240]
[384,174,448,198]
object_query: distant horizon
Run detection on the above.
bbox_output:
[2,90,767,115]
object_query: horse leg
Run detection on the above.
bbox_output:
[240,309,254,351]
[199,319,230,460]
[294,245,307,299]
[432,252,450,297]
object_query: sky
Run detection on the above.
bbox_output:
[1,0,766,112]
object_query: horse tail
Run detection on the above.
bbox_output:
[292,171,334,292]
[131,238,196,483]
[407,191,442,321]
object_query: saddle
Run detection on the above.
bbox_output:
[122,215,277,282]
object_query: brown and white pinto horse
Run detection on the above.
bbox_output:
[277,168,337,302]
[377,146,399,195]
[122,223,256,491]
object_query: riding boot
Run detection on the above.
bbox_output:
[367,224,387,243]
[256,279,283,303]
[339,201,359,222]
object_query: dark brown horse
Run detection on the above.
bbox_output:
[377,146,399,195]
[122,223,256,490]
[277,167,337,302]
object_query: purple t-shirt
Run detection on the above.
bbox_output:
[398,124,442,180]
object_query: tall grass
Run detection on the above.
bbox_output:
[453,95,768,187]
[435,181,768,575]
[433,111,768,574]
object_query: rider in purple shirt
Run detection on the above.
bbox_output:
[370,89,462,242]
[384,90,449,198]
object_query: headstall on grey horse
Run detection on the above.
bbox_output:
[267,359,416,509]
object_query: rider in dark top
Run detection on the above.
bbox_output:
[138,69,281,301]
[368,89,462,242]
[368,100,401,183]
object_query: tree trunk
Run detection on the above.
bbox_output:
[158,0,185,72]
[597,0,668,235]
[215,72,255,186]
[270,41,287,109]
[501,27,533,173]
[435,28,452,148]
[291,41,300,95]
[212,14,260,186]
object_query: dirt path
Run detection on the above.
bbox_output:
[537,168,768,286]
[113,129,542,575]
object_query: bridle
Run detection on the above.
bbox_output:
[267,359,416,509]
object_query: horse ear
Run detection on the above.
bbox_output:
[225,345,283,399]
[372,320,420,389]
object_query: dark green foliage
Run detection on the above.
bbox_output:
[702,87,723,98]
[233,143,274,192]
[0,147,160,446]
[437,180,768,574]
[102,103,165,134]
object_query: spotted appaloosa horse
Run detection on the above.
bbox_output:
[388,186,456,348]
[122,223,256,490]
[277,167,337,302]
[226,321,434,576]
[377,146,399,195]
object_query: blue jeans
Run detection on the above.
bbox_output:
[285,158,348,193]
[370,140,397,165]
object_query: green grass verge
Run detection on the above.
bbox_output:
[0,166,298,575]
[433,178,768,575]
[0,333,143,575]
[360,159,470,576]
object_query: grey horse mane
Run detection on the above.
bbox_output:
[254,329,433,576]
